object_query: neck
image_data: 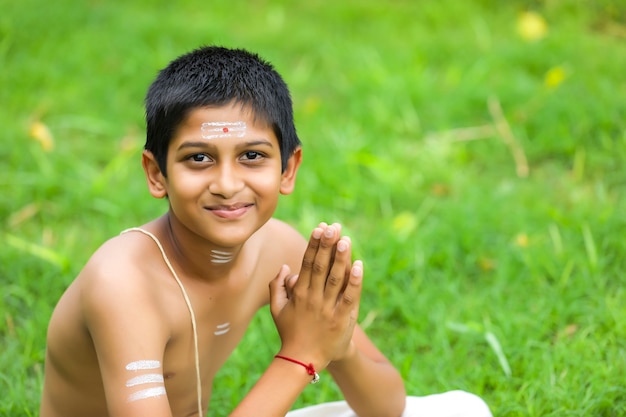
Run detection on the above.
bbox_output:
[209,249,235,264]
[161,213,243,281]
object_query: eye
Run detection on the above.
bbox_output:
[241,151,264,161]
[189,153,210,163]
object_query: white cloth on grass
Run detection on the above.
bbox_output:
[286,390,492,417]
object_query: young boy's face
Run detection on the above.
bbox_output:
[144,103,301,247]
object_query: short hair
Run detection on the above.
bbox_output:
[144,46,301,176]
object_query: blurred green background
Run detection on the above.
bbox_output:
[2,0,625,416]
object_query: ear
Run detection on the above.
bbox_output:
[142,150,168,199]
[279,147,302,195]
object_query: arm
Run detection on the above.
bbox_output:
[82,258,173,417]
[230,223,362,416]
[227,354,315,416]
[269,223,406,417]
[327,325,406,417]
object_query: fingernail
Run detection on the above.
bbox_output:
[337,239,348,252]
[324,227,334,238]
[352,261,363,278]
[312,228,322,239]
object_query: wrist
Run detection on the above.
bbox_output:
[274,355,320,384]
[326,342,358,371]
[276,346,329,372]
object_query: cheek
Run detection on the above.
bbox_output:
[251,170,284,193]
[167,171,207,197]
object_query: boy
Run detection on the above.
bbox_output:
[40,46,491,417]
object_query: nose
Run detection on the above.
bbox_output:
[208,162,244,198]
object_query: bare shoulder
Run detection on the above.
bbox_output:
[77,230,173,362]
[255,218,307,270]
[241,219,307,309]
[74,230,172,330]
[260,218,305,241]
[80,232,156,295]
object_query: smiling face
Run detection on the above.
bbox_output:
[143,103,301,248]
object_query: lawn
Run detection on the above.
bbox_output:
[1,0,625,416]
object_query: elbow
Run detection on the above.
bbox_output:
[386,384,407,417]
[360,390,406,417]
[383,376,407,417]
[369,374,406,417]
[387,391,407,417]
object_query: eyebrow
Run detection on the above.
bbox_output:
[177,139,274,151]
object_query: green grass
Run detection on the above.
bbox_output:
[2,0,626,416]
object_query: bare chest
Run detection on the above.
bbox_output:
[157,274,265,404]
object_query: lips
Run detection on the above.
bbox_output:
[205,203,253,219]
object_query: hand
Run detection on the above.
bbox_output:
[269,223,363,371]
[281,224,346,300]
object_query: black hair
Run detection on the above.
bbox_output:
[144,46,300,176]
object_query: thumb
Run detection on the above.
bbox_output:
[285,274,299,299]
[269,264,291,319]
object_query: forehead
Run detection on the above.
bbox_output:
[173,104,276,143]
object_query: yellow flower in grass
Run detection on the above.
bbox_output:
[517,11,548,42]
[514,233,529,248]
[29,120,54,151]
[544,66,567,89]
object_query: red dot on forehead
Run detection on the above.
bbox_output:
[223,127,229,133]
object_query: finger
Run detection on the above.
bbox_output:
[285,274,298,299]
[294,226,324,290]
[336,260,363,319]
[341,236,352,289]
[323,236,351,303]
[309,224,340,293]
[269,264,291,318]
[326,223,342,271]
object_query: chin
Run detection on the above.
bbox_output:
[207,223,263,248]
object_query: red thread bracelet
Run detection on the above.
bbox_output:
[275,355,320,384]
